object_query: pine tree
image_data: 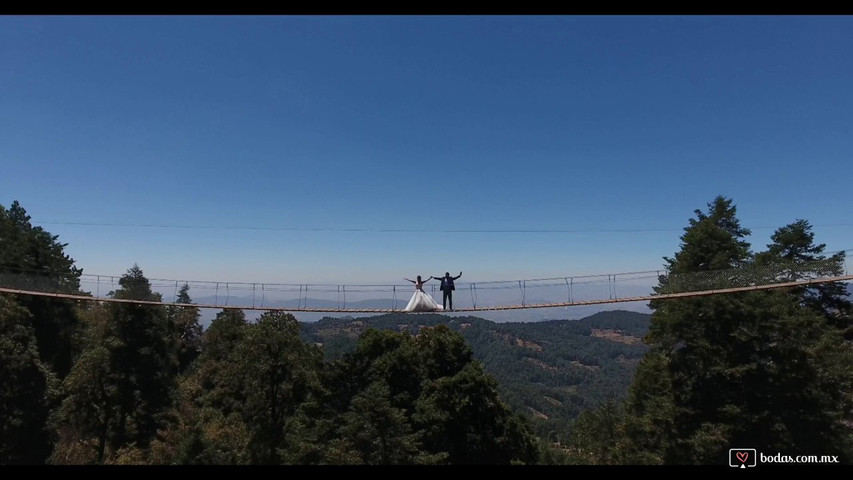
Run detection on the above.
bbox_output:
[236,311,321,464]
[0,295,58,464]
[51,304,119,464]
[565,400,630,465]
[146,309,252,465]
[195,309,249,417]
[756,219,852,334]
[53,265,178,462]
[173,310,320,465]
[167,283,202,373]
[320,325,538,465]
[414,360,538,464]
[0,201,83,377]
[624,197,853,464]
[662,196,751,274]
[107,265,178,448]
[339,381,423,464]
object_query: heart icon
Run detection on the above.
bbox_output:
[736,451,748,463]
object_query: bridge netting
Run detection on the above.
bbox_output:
[0,257,849,312]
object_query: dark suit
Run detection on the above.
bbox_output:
[435,273,462,310]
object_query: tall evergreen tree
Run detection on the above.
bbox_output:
[624,197,853,464]
[662,196,751,274]
[564,400,631,465]
[313,325,538,465]
[195,309,249,416]
[145,309,252,465]
[236,311,321,464]
[107,265,178,448]
[339,380,423,464]
[0,201,83,377]
[200,309,247,365]
[756,219,852,334]
[52,303,120,464]
[159,310,320,465]
[53,265,178,462]
[167,283,202,373]
[412,325,538,464]
[0,295,58,464]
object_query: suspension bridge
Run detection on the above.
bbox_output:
[1,258,850,313]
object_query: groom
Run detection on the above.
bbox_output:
[434,271,462,311]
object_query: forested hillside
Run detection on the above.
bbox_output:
[301,310,650,440]
[2,197,851,465]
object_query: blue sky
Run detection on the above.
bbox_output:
[2,15,852,287]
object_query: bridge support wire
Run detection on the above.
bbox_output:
[565,277,573,304]
[4,259,851,315]
[3,274,851,313]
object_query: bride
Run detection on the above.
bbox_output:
[402,275,443,312]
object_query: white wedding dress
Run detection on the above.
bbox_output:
[403,287,443,312]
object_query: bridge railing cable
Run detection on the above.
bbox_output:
[1,257,850,312]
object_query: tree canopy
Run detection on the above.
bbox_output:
[0,201,83,376]
[568,196,853,465]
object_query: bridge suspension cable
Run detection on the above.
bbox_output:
[0,258,849,313]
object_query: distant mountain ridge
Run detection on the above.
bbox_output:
[188,293,652,325]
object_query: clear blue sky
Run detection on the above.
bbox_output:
[2,15,852,286]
